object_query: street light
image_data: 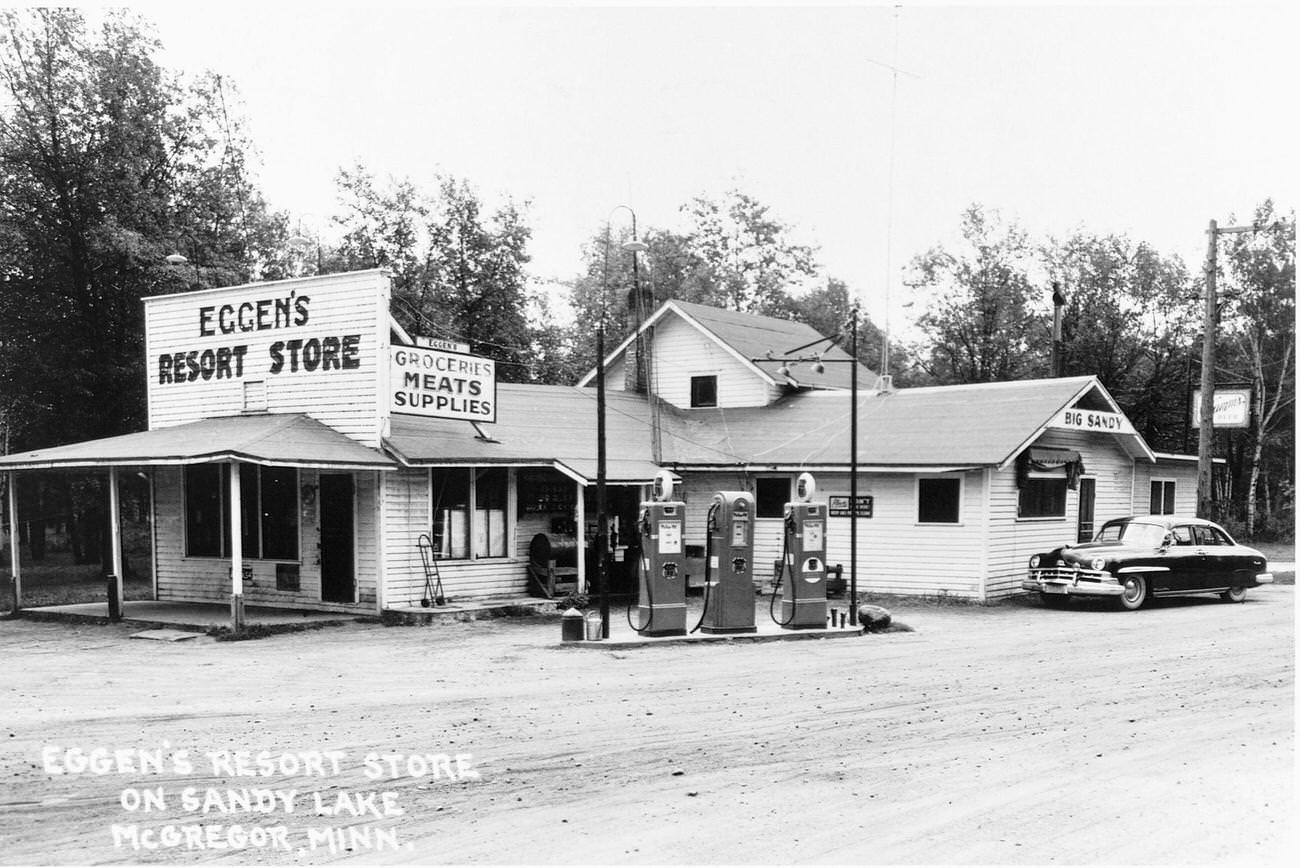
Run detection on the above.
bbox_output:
[751,299,864,625]
[596,204,644,638]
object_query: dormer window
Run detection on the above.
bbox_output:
[690,375,718,408]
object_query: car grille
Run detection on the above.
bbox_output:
[1029,566,1109,583]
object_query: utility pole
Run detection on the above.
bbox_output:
[1051,282,1068,377]
[1197,219,1264,520]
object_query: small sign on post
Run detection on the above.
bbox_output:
[1191,388,1251,428]
[828,495,874,518]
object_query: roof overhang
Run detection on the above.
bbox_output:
[0,414,396,472]
[1000,377,1156,469]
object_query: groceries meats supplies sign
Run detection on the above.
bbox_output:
[390,344,496,423]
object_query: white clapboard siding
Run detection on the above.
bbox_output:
[1131,460,1198,515]
[603,356,629,392]
[380,468,527,606]
[650,316,772,408]
[808,471,989,599]
[983,430,1137,599]
[145,271,389,446]
[152,467,372,612]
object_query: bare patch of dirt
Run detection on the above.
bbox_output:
[0,588,1292,864]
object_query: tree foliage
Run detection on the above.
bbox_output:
[331,166,540,382]
[0,8,285,450]
[1217,201,1295,537]
[1043,231,1194,450]
[905,205,1041,383]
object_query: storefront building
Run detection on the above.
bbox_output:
[1,271,1201,618]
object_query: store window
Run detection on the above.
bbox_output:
[690,375,718,408]
[1150,479,1176,515]
[475,467,508,558]
[917,477,962,524]
[431,469,471,559]
[184,464,299,559]
[431,467,509,560]
[755,477,789,518]
[1018,476,1067,518]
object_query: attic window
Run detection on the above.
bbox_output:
[690,375,717,408]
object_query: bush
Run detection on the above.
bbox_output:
[555,592,589,612]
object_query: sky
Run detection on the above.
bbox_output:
[130,1,1298,329]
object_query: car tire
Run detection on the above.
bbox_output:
[1040,593,1069,609]
[1220,586,1248,603]
[1117,575,1147,611]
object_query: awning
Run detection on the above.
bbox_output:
[0,414,396,471]
[1017,446,1085,489]
[1024,447,1082,469]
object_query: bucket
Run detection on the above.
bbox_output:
[561,607,585,642]
[585,611,603,641]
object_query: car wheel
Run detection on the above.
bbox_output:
[1117,575,1147,611]
[1220,586,1248,603]
[1040,593,1069,609]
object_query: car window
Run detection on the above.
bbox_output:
[1171,526,1195,545]
[1121,522,1167,547]
[1095,523,1124,542]
[1194,525,1229,546]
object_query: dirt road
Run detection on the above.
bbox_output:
[0,588,1293,865]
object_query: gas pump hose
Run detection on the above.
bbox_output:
[625,520,654,633]
[768,517,797,627]
[689,502,720,634]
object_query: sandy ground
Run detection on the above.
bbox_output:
[0,588,1293,866]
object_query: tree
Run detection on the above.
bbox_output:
[1042,231,1196,450]
[332,167,538,382]
[905,205,1043,383]
[0,8,285,563]
[1219,201,1295,538]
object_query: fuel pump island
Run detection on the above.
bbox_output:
[623,471,832,640]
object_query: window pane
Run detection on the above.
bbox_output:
[755,478,789,518]
[185,465,224,557]
[260,467,299,560]
[431,469,471,559]
[1019,478,1066,518]
[690,375,718,408]
[918,478,961,523]
[475,468,508,558]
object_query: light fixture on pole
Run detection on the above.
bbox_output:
[751,301,864,625]
[597,204,643,638]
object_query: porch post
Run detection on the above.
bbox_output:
[6,472,19,614]
[229,462,245,630]
[575,480,587,594]
[106,467,124,620]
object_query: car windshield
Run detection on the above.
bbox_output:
[1095,521,1167,547]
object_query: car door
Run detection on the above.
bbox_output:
[1193,524,1234,591]
[1164,522,1201,589]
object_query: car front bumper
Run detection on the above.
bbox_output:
[1022,567,1123,598]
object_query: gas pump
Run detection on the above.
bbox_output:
[696,491,757,635]
[629,470,687,637]
[772,472,828,629]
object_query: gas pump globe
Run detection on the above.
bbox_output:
[699,491,757,634]
[633,471,688,637]
[780,472,829,629]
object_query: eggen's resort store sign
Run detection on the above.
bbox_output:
[390,346,496,423]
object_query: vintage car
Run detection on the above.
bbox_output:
[1023,515,1273,610]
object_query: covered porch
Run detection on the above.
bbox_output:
[1,413,396,629]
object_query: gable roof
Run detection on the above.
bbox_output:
[384,383,662,484]
[658,375,1154,469]
[0,414,396,471]
[577,299,877,391]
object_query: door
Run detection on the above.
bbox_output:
[319,474,355,603]
[1076,478,1096,543]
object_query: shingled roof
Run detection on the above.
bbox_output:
[384,383,662,484]
[658,375,1154,469]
